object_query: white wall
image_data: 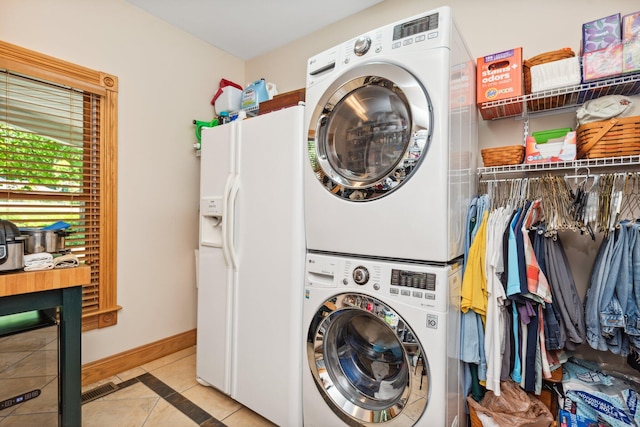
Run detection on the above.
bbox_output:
[0,0,245,364]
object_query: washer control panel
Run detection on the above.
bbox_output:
[391,269,436,290]
[306,253,456,313]
[388,268,438,303]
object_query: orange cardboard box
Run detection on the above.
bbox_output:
[476,48,523,119]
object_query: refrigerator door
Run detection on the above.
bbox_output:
[196,123,235,394]
[230,105,305,426]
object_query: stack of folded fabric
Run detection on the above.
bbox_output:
[24,253,54,271]
[576,94,640,126]
[53,253,79,269]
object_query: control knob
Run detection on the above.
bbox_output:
[354,36,371,56]
[352,266,370,285]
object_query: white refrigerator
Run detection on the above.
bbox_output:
[196,105,305,427]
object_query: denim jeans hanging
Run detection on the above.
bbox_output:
[599,224,628,355]
[586,233,614,351]
[625,222,640,349]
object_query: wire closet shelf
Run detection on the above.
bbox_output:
[479,72,640,120]
[478,155,640,178]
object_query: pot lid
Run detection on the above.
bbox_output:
[0,220,25,242]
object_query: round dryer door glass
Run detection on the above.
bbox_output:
[307,293,428,426]
[308,65,433,201]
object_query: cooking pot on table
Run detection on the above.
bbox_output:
[0,219,26,271]
[20,228,71,254]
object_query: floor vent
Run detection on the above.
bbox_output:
[81,382,119,404]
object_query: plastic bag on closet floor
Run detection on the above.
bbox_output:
[561,358,640,427]
[467,380,554,427]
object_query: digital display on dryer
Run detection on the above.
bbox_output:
[390,269,436,291]
[392,13,439,40]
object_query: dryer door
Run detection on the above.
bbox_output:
[307,293,427,426]
[308,63,433,201]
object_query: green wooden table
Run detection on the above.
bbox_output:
[0,267,89,426]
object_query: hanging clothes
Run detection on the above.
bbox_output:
[543,231,587,350]
[521,199,552,304]
[585,220,640,356]
[626,222,640,349]
[485,207,511,394]
[460,203,489,402]
[463,181,586,397]
[461,210,489,322]
[463,196,478,274]
[585,233,613,352]
[470,170,640,401]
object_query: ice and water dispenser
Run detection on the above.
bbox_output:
[200,196,224,247]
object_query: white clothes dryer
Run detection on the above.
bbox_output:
[302,252,464,427]
[304,6,477,263]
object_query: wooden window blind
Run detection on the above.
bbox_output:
[0,41,120,331]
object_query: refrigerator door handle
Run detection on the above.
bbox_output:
[227,173,240,272]
[221,174,234,266]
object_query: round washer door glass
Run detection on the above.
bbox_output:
[307,293,428,426]
[308,64,433,201]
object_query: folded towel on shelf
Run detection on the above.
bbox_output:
[24,262,54,271]
[23,252,54,271]
[24,252,54,264]
[53,253,79,269]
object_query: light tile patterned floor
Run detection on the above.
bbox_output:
[0,324,59,426]
[81,346,277,427]
[0,324,276,427]
[1,327,430,426]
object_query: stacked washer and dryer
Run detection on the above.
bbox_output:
[302,6,477,427]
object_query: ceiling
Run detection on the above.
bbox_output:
[125,0,383,60]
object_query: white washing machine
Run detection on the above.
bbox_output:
[304,6,477,263]
[302,252,464,427]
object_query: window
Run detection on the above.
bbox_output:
[0,41,119,331]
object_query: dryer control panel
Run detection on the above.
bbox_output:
[306,6,453,88]
[343,8,448,64]
[392,12,439,41]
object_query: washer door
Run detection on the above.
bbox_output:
[308,63,433,201]
[308,293,428,426]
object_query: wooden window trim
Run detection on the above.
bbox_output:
[0,40,120,330]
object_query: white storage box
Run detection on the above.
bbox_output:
[214,86,242,113]
[530,56,581,93]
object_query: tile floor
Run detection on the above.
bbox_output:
[0,324,59,426]
[1,325,432,426]
[0,324,276,427]
[80,346,277,427]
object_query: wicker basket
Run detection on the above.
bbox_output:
[576,115,640,159]
[481,145,525,167]
[469,404,482,427]
[523,48,575,110]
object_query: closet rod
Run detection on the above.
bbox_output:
[479,171,633,184]
[479,177,532,184]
